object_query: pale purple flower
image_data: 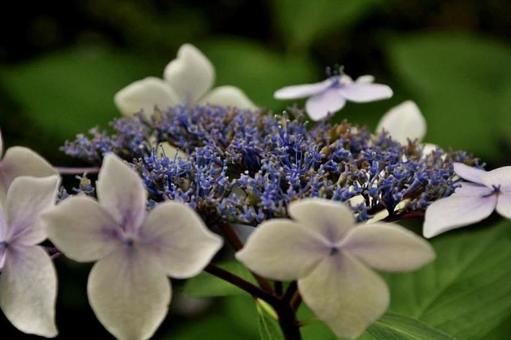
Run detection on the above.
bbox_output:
[43,154,223,340]
[274,73,392,121]
[0,129,57,203]
[236,198,434,339]
[423,163,511,238]
[114,44,256,118]
[0,175,60,337]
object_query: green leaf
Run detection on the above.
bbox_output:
[386,33,511,160]
[271,0,382,50]
[201,38,316,108]
[256,301,284,340]
[366,313,456,340]
[183,260,257,298]
[386,219,511,339]
[0,46,159,142]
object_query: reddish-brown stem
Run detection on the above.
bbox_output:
[56,166,100,175]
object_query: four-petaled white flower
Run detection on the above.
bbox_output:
[0,175,60,337]
[236,198,434,339]
[0,129,57,202]
[273,73,392,121]
[43,154,223,340]
[114,44,256,118]
[423,163,511,238]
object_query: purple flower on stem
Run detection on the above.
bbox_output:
[274,73,392,121]
[423,163,511,238]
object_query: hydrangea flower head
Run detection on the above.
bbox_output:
[274,69,392,121]
[43,154,223,340]
[424,163,511,238]
[0,129,57,202]
[114,44,256,117]
[0,175,60,337]
[236,198,435,339]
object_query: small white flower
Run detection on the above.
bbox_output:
[114,44,256,117]
[236,198,434,339]
[0,129,57,202]
[43,154,223,340]
[274,73,393,121]
[0,175,60,337]
[423,163,511,238]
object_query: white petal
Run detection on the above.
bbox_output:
[339,83,393,103]
[5,176,60,245]
[496,193,511,219]
[157,142,188,159]
[423,183,497,238]
[288,198,355,243]
[453,162,486,184]
[376,101,426,144]
[236,219,330,281]
[0,129,3,157]
[274,79,333,100]
[482,166,511,190]
[0,146,57,201]
[114,77,179,118]
[96,154,146,233]
[140,201,223,279]
[298,253,389,339]
[422,143,438,155]
[341,223,435,272]
[0,245,57,337]
[199,85,256,109]
[356,75,375,83]
[44,196,120,262]
[305,88,346,121]
[163,44,214,103]
[87,247,170,340]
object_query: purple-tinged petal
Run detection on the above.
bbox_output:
[496,193,511,219]
[305,88,346,121]
[140,201,223,279]
[453,162,486,184]
[0,147,57,202]
[341,223,435,272]
[96,154,146,233]
[236,219,329,281]
[5,176,60,245]
[0,244,57,337]
[481,166,511,190]
[288,198,355,243]
[44,196,120,262]
[274,79,333,100]
[87,247,170,340]
[0,129,3,157]
[423,183,497,238]
[298,253,389,339]
[339,83,393,103]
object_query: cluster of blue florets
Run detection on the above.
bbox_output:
[62,105,480,225]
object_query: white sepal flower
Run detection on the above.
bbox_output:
[0,175,60,337]
[236,198,434,339]
[376,101,438,154]
[423,163,511,238]
[114,44,256,117]
[0,130,57,203]
[274,74,393,121]
[43,154,223,340]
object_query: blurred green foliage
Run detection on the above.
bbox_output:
[1,0,511,339]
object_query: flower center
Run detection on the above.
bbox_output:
[329,247,340,256]
[482,185,501,198]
